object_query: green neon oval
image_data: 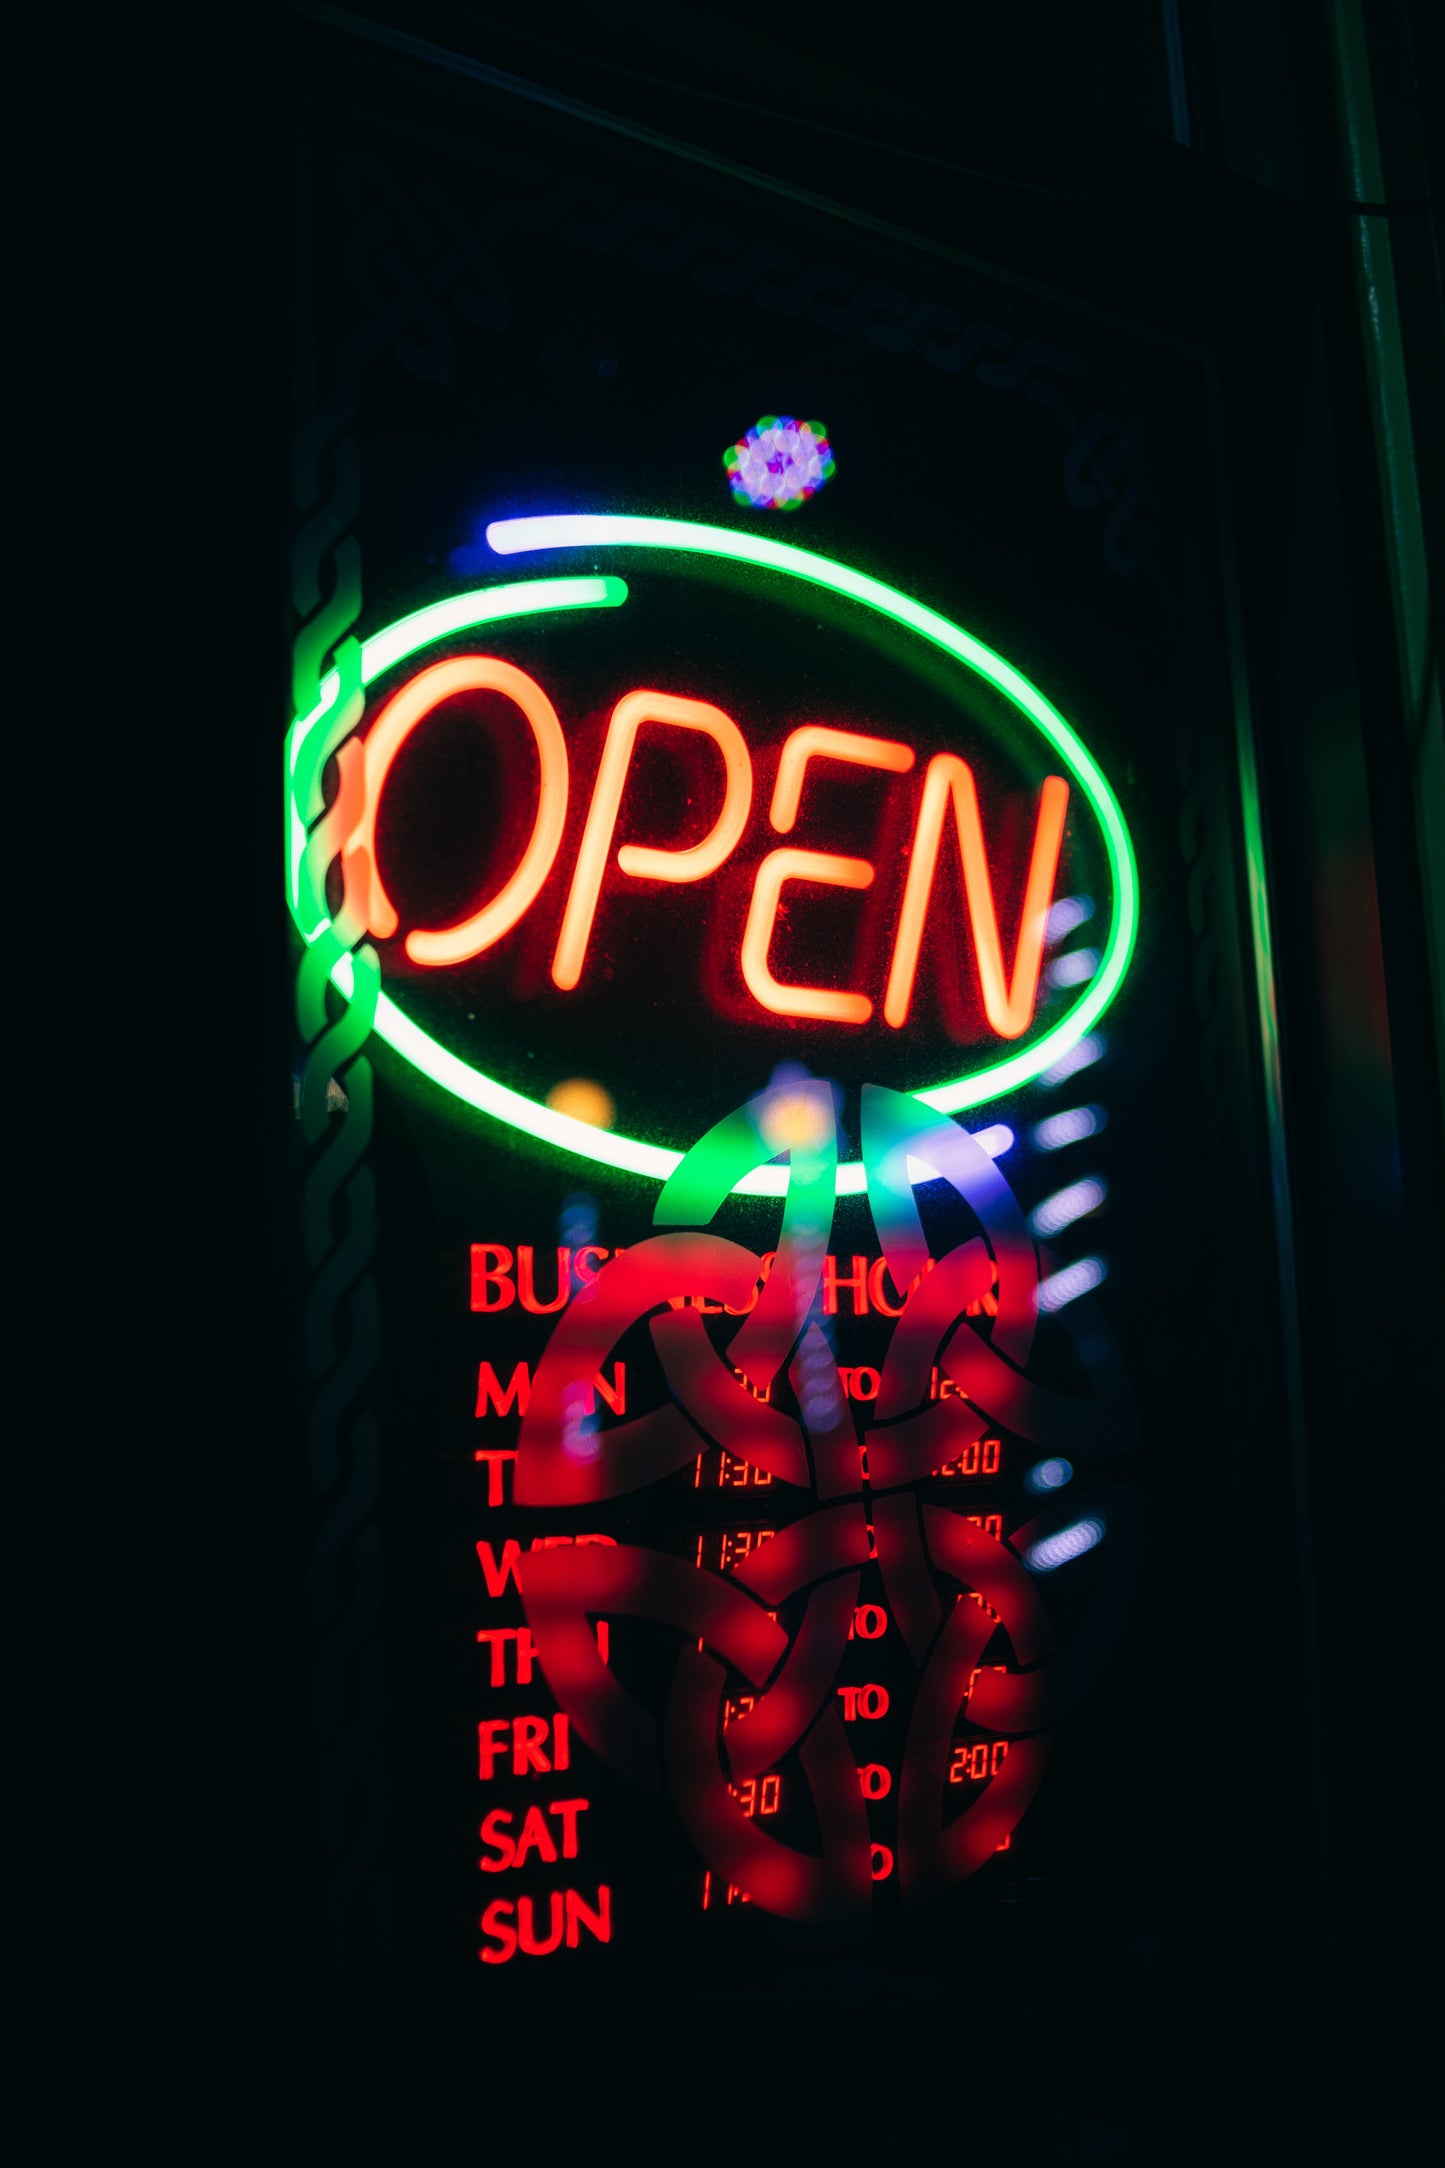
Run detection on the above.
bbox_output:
[284,530,1138,1196]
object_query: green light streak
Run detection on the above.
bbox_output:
[286,531,1139,1191]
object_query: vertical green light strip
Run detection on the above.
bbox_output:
[1205,345,1325,1959]
[1328,0,1445,1139]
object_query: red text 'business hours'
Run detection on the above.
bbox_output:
[325,524,1135,1126]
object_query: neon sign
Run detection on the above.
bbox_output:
[284,519,1139,1192]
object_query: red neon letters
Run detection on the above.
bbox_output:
[479,1886,612,1963]
[553,690,752,990]
[345,656,569,967]
[740,726,916,1024]
[476,1714,571,1780]
[885,759,1069,1037]
[479,1798,590,1869]
[352,655,1069,1038]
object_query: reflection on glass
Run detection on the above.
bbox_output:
[1026,1515,1106,1572]
[1046,894,1094,941]
[723,415,836,511]
[1031,1177,1107,1237]
[559,1190,599,1249]
[1026,1457,1074,1493]
[1035,1256,1106,1312]
[1046,947,1100,989]
[1040,1032,1106,1086]
[1031,1105,1105,1151]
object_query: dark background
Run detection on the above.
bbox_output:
[133,0,1440,2152]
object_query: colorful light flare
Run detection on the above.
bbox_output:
[724,415,835,511]
[1046,894,1094,941]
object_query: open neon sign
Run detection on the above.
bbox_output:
[285,518,1138,1190]
[347,667,1070,1036]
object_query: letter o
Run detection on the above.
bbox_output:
[853,1605,887,1641]
[858,1763,892,1800]
[859,1684,889,1719]
[870,1843,894,1880]
[343,654,569,966]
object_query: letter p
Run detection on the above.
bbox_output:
[552,691,752,989]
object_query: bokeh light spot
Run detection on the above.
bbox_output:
[546,1077,617,1130]
[759,1090,834,1156]
[724,416,836,511]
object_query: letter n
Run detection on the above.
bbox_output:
[884,756,1068,1038]
[565,1884,613,1949]
[593,1364,626,1415]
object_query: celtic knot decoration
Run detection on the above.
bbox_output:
[516,1082,1143,1921]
